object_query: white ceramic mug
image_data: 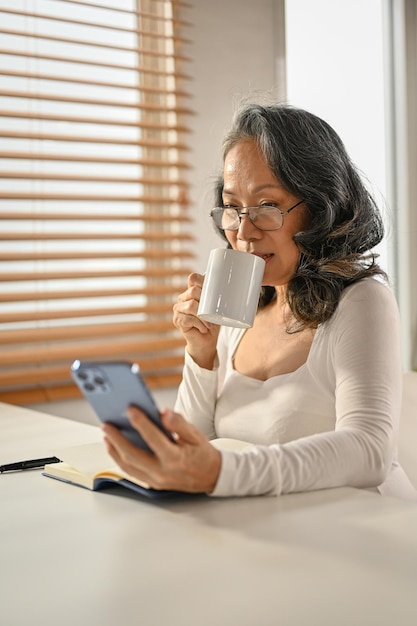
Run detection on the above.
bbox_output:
[197,248,265,328]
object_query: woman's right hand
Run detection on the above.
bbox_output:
[173,272,220,369]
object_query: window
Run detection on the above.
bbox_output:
[0,0,193,404]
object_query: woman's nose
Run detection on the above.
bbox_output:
[237,213,262,240]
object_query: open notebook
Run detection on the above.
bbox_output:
[43,438,252,500]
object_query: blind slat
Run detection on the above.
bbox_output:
[0,48,192,79]
[0,28,192,61]
[0,373,183,405]
[0,129,191,149]
[44,0,193,24]
[0,109,192,132]
[1,232,193,241]
[1,337,185,367]
[0,192,189,202]
[0,320,178,345]
[0,251,193,261]
[0,211,190,220]
[0,285,183,303]
[0,303,176,324]
[0,174,189,185]
[2,267,191,282]
[0,151,191,167]
[0,89,194,114]
[1,355,185,387]
[0,68,191,97]
[0,8,192,44]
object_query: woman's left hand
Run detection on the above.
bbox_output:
[102,407,221,493]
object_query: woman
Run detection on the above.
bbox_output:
[103,103,416,500]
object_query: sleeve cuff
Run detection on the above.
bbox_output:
[209,450,239,497]
[208,446,282,498]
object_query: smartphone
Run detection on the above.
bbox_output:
[70,360,173,452]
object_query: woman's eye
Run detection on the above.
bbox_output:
[260,202,278,209]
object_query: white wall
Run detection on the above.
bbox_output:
[285,0,388,271]
[185,0,285,272]
[404,1,417,369]
[387,0,417,370]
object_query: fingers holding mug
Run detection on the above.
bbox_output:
[173,272,212,335]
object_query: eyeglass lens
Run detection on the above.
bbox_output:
[214,206,284,231]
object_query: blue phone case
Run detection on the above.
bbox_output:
[70,360,172,451]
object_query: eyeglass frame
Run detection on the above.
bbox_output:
[209,199,305,232]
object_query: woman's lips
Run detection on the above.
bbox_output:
[254,253,273,264]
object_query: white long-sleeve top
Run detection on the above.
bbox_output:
[175,278,417,500]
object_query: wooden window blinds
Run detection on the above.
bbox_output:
[0,0,193,405]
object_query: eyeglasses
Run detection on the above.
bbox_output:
[210,199,304,232]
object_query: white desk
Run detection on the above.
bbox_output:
[1,402,417,626]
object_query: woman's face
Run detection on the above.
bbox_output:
[222,140,308,288]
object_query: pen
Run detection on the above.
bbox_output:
[0,456,61,473]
